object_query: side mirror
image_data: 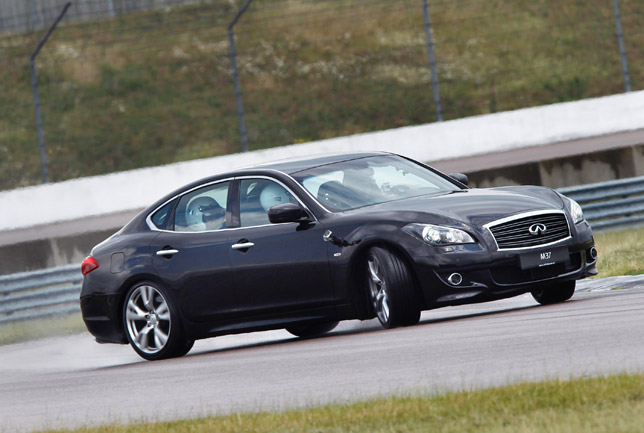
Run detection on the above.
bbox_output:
[268,203,310,224]
[449,173,469,186]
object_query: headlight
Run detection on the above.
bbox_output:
[568,198,584,224]
[403,223,475,246]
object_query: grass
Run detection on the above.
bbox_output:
[0,313,86,346]
[36,374,644,432]
[593,225,644,277]
[1,0,643,189]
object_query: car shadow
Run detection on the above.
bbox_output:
[186,302,547,357]
[92,299,584,370]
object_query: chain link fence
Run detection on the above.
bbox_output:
[0,0,204,33]
[1,0,642,190]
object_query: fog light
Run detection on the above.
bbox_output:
[589,246,598,261]
[447,273,463,286]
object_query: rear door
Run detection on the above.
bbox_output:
[150,180,237,323]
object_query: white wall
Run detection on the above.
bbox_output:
[3,90,644,231]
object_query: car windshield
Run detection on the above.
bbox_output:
[292,155,462,211]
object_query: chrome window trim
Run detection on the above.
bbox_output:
[148,222,303,235]
[483,209,572,252]
[145,174,318,233]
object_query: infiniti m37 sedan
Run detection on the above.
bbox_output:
[80,152,597,360]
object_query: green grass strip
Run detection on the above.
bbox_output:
[0,314,86,346]
[38,374,644,433]
[594,226,644,277]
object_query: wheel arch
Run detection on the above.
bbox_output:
[348,238,424,318]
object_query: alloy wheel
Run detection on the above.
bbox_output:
[367,255,390,324]
[125,285,171,354]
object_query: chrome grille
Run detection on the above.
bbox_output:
[488,212,570,249]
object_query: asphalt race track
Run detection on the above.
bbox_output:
[1,275,643,432]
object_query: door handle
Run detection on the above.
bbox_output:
[156,249,179,257]
[231,242,255,250]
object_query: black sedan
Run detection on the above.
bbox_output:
[80,152,597,360]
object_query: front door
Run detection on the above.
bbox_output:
[228,178,334,316]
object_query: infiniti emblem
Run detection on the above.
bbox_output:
[528,223,547,236]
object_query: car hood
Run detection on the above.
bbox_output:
[351,186,566,227]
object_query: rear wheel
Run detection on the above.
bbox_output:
[366,247,421,329]
[286,321,339,338]
[123,281,193,361]
[531,280,576,305]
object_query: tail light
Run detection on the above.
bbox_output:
[81,256,99,276]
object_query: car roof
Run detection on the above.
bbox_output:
[246,151,390,174]
[128,151,395,231]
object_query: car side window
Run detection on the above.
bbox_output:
[239,179,297,227]
[150,200,174,230]
[175,181,229,232]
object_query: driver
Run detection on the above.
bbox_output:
[342,167,382,202]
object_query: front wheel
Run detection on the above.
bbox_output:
[531,280,576,305]
[366,247,421,329]
[123,281,193,361]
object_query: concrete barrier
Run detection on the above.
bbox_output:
[2,90,644,232]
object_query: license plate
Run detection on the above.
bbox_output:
[519,246,569,270]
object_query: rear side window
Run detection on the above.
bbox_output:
[175,181,230,232]
[150,200,174,230]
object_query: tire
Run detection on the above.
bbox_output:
[531,280,576,305]
[286,321,339,338]
[170,338,195,358]
[366,246,421,329]
[123,281,194,361]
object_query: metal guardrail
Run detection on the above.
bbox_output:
[558,175,644,231]
[0,264,82,324]
[1,176,643,324]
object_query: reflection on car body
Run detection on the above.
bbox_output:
[80,152,597,360]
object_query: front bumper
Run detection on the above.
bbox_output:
[411,225,597,307]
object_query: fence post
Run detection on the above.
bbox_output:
[107,0,116,18]
[228,0,253,153]
[29,0,40,29]
[422,0,443,122]
[30,2,72,184]
[612,0,631,92]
